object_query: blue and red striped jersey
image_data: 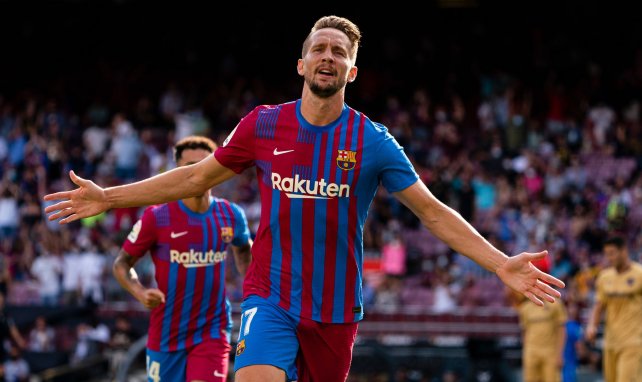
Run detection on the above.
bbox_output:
[215,100,418,323]
[123,198,250,351]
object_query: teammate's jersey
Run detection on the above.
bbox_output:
[123,198,250,351]
[596,261,642,350]
[215,100,418,323]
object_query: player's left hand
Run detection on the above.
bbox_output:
[138,288,166,310]
[496,251,565,306]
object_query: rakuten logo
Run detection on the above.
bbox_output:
[271,173,350,199]
[170,249,227,268]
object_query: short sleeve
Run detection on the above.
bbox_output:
[214,107,259,174]
[375,124,419,193]
[595,272,606,304]
[122,207,158,257]
[229,202,251,247]
[516,303,527,328]
[556,302,568,325]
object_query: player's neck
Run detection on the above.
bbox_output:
[181,193,211,214]
[300,87,345,126]
[615,260,631,273]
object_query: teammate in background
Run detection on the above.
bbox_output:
[112,136,252,382]
[586,236,642,382]
[45,16,564,382]
[508,257,566,382]
[520,298,566,382]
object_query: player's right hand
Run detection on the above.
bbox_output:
[138,289,166,309]
[44,170,110,224]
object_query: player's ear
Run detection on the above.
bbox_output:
[297,59,305,76]
[347,65,358,83]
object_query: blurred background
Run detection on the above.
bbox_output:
[0,1,640,381]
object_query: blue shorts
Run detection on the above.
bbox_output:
[234,295,299,380]
[233,295,358,382]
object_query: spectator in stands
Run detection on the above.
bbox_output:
[27,315,55,352]
[2,345,29,382]
[109,113,142,182]
[60,244,82,306]
[159,82,184,123]
[71,323,95,365]
[0,294,25,362]
[605,178,632,232]
[82,124,110,173]
[442,370,460,382]
[107,315,136,376]
[374,275,401,314]
[457,274,483,308]
[0,183,18,242]
[381,220,407,276]
[30,249,62,306]
[432,272,457,314]
[70,315,110,365]
[0,253,11,298]
[587,102,615,149]
[551,249,575,283]
[77,239,107,307]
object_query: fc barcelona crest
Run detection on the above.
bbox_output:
[337,149,357,171]
[236,339,246,356]
[221,227,234,243]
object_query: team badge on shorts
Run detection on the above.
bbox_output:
[221,227,234,243]
[337,149,357,171]
[236,339,246,356]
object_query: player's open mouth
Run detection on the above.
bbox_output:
[317,69,335,77]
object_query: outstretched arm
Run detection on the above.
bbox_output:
[113,250,165,309]
[44,154,236,224]
[394,181,564,305]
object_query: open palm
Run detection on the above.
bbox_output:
[44,170,110,224]
[496,251,565,306]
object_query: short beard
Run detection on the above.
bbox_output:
[307,77,346,98]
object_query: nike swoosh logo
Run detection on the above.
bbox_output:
[170,231,188,239]
[213,370,226,378]
[273,148,294,156]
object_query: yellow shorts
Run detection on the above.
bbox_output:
[603,346,642,382]
[523,350,561,382]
